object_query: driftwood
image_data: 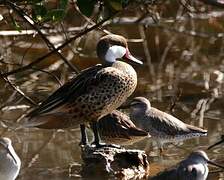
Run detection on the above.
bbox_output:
[80,145,149,179]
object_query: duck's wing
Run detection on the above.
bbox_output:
[98,110,148,139]
[27,65,103,118]
[98,111,132,139]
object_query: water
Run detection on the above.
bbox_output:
[0,2,224,180]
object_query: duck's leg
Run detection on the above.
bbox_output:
[91,122,120,149]
[79,124,88,146]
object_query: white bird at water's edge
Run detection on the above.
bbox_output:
[0,137,21,180]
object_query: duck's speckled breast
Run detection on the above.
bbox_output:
[111,61,138,92]
[44,61,138,125]
[95,61,137,119]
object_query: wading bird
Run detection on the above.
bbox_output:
[0,137,21,180]
[120,97,207,153]
[151,150,224,180]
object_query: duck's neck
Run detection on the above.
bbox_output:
[111,61,136,74]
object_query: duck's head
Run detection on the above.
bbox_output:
[97,34,143,65]
[120,97,151,113]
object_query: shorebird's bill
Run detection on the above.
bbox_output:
[208,160,224,169]
[208,138,224,150]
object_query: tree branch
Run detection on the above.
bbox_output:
[2,14,111,77]
[4,0,80,74]
[0,72,38,106]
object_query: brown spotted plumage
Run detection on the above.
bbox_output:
[97,110,148,145]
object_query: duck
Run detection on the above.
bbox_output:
[23,34,143,148]
[97,110,149,146]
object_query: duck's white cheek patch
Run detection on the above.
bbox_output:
[105,45,126,63]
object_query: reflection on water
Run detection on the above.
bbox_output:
[1,3,224,180]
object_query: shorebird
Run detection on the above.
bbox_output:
[120,97,207,152]
[24,34,142,148]
[151,150,224,180]
[97,110,149,146]
[0,137,21,180]
[208,135,224,150]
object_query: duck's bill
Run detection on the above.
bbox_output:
[124,49,143,65]
[208,160,224,169]
[207,139,224,150]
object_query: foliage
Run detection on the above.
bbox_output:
[76,0,131,17]
[30,0,69,22]
[76,0,96,17]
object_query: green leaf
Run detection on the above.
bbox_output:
[108,0,123,11]
[59,0,69,9]
[11,17,21,32]
[106,0,130,11]
[27,0,44,4]
[77,0,96,17]
[47,9,65,21]
[32,4,47,22]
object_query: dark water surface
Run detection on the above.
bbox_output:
[1,3,224,180]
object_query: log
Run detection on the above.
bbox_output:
[80,145,149,179]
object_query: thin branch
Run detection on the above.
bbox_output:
[199,0,224,7]
[168,89,182,113]
[2,15,111,77]
[4,0,80,73]
[0,60,62,86]
[0,72,38,106]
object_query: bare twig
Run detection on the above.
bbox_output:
[169,89,183,113]
[0,60,62,86]
[2,15,111,76]
[138,24,156,82]
[198,0,224,8]
[4,0,80,73]
[21,131,57,174]
[0,71,38,106]
[178,0,198,12]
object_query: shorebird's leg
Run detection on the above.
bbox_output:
[159,147,164,155]
[79,124,88,146]
[91,122,120,149]
[158,142,165,156]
